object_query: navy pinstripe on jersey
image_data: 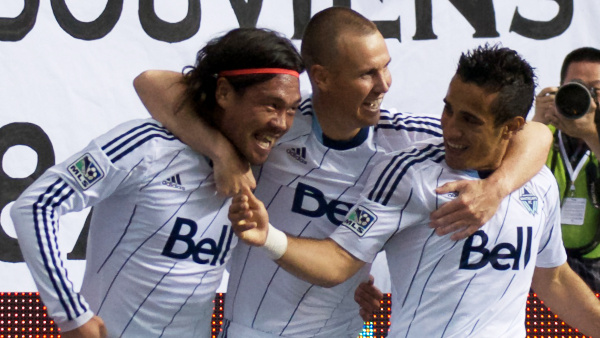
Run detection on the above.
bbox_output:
[12,119,232,337]
[330,139,567,337]
[222,96,447,338]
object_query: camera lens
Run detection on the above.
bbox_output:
[555,80,592,119]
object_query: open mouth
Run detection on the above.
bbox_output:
[255,134,276,150]
[363,97,383,110]
[446,140,467,151]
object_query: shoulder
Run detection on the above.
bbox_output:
[531,166,560,195]
[279,96,315,143]
[376,109,442,134]
[518,166,560,212]
[95,118,184,164]
[365,139,445,205]
[376,138,445,170]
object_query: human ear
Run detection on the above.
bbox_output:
[215,77,234,109]
[503,116,526,139]
[310,64,329,91]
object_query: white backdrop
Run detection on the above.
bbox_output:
[1,0,599,292]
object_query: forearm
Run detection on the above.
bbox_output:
[11,183,93,330]
[490,121,552,194]
[532,264,600,335]
[582,131,600,156]
[275,236,364,288]
[133,70,235,161]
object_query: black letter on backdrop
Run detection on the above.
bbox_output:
[0,123,55,262]
[230,0,262,28]
[291,0,310,40]
[139,0,200,42]
[292,1,400,41]
[414,0,498,40]
[414,0,436,40]
[51,0,122,40]
[0,0,39,41]
[510,0,572,40]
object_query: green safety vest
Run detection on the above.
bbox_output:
[548,126,600,259]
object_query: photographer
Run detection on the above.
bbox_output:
[532,47,600,293]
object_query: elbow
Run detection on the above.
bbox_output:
[133,70,152,96]
[317,276,345,288]
[314,266,354,288]
[10,198,30,239]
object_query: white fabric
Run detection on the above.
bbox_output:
[222,96,443,337]
[330,139,567,338]
[11,118,235,337]
[3,1,600,293]
[263,223,288,260]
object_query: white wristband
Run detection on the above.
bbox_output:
[263,223,288,260]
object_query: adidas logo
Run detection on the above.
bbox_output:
[286,147,307,164]
[162,174,185,191]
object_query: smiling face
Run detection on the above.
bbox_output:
[216,74,301,165]
[316,31,392,140]
[441,75,512,171]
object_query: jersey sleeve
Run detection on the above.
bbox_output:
[535,169,568,268]
[330,147,432,263]
[10,119,176,331]
[376,109,443,150]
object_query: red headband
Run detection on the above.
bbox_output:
[218,68,299,78]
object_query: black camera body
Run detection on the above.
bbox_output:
[555,79,597,119]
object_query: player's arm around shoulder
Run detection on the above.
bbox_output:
[134,70,255,196]
[431,121,552,240]
[229,187,365,287]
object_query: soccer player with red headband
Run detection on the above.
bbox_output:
[11,27,304,338]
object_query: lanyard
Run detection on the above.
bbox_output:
[558,130,590,194]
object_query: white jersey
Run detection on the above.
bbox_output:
[222,97,443,337]
[330,139,567,338]
[11,119,235,337]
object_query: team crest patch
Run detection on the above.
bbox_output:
[68,153,104,190]
[519,188,538,215]
[342,206,378,237]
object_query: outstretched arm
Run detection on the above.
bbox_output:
[431,121,552,240]
[229,187,365,287]
[134,70,255,195]
[532,263,600,336]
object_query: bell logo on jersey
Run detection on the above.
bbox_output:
[161,217,234,266]
[68,153,104,190]
[341,205,377,237]
[459,226,532,270]
[291,182,353,225]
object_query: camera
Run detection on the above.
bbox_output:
[555,79,596,119]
